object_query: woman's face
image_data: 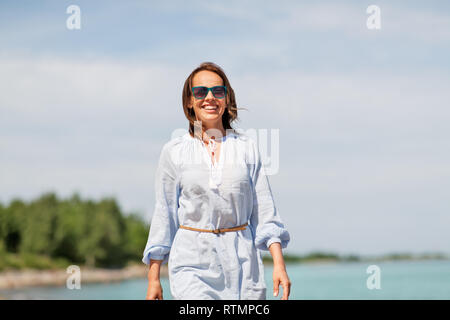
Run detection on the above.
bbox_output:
[190,70,227,130]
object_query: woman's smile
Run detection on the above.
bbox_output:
[202,104,219,113]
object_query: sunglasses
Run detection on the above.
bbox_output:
[192,86,227,99]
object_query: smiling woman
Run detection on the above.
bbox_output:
[142,62,291,300]
[182,62,239,140]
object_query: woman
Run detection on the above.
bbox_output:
[143,62,291,300]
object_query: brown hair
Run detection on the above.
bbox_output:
[182,62,239,137]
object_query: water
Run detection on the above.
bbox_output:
[1,260,449,300]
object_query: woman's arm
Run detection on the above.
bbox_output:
[269,242,291,300]
[146,259,163,300]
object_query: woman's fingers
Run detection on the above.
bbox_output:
[273,268,291,300]
[146,288,163,300]
[273,278,280,297]
[281,280,290,300]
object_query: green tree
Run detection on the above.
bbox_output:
[20,193,59,255]
[78,197,126,267]
[0,192,151,270]
[51,193,86,263]
[3,199,26,253]
[121,213,149,262]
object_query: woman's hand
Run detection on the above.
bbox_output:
[269,242,291,300]
[146,279,163,300]
[272,265,291,300]
[146,259,163,300]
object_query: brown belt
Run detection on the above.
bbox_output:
[179,222,248,234]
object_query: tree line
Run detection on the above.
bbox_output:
[0,192,149,271]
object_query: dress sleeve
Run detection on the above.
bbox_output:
[249,140,290,251]
[142,143,180,265]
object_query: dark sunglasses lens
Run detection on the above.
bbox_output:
[212,87,226,98]
[193,87,208,98]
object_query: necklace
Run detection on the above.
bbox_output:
[201,135,222,189]
[205,136,217,166]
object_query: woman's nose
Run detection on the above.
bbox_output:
[205,89,215,100]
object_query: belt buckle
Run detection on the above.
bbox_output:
[212,228,222,234]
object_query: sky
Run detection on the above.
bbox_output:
[1,1,450,256]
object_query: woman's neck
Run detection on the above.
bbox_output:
[194,121,226,141]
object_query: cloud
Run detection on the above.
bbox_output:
[0,54,188,217]
[149,1,450,42]
[2,54,450,255]
[1,0,450,254]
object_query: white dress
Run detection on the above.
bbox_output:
[142,131,290,299]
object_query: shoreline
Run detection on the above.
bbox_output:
[0,264,168,291]
[1,257,447,292]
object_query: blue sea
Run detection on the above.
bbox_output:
[1,260,449,300]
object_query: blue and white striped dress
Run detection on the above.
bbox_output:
[142,131,290,299]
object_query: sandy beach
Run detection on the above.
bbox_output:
[0,264,168,290]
